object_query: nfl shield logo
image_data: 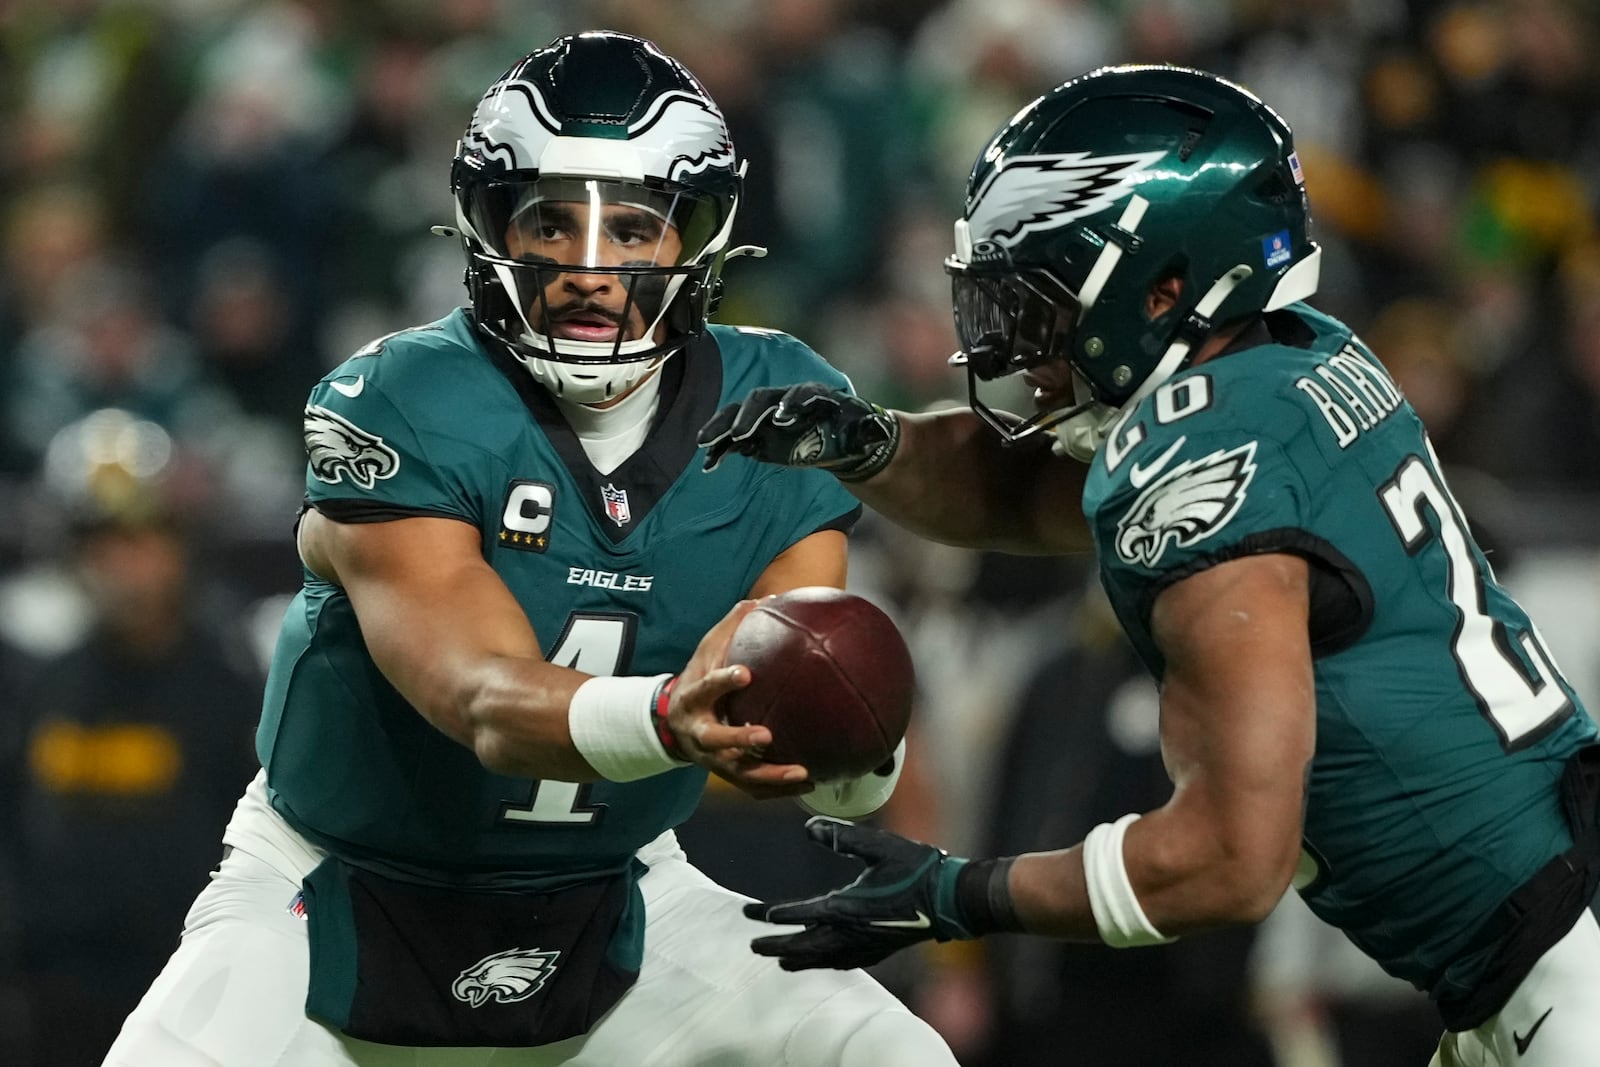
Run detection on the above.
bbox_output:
[601,483,631,527]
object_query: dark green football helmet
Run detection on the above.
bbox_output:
[450,31,746,403]
[944,64,1321,457]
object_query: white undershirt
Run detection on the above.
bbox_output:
[553,367,664,475]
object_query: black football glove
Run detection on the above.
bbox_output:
[696,383,899,481]
[744,816,976,971]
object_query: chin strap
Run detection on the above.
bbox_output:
[1052,403,1121,462]
[1050,263,1255,463]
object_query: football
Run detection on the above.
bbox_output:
[720,587,915,781]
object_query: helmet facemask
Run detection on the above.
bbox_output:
[948,263,1093,443]
[458,175,735,403]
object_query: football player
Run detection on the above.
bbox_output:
[700,65,1600,1067]
[104,31,953,1066]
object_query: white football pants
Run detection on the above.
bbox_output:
[103,771,955,1067]
[1429,903,1600,1067]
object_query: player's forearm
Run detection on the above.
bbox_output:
[353,575,603,781]
[1126,805,1294,929]
[453,656,599,780]
[849,408,1089,555]
[374,632,601,780]
[1007,806,1291,940]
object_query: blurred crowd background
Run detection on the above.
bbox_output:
[4,0,1600,1064]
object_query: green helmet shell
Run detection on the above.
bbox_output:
[947,64,1320,413]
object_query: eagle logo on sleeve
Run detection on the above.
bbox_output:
[303,405,400,489]
[1114,442,1258,567]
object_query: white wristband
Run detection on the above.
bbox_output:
[795,738,906,819]
[1082,813,1176,948]
[568,674,684,782]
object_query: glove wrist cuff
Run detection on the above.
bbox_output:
[833,409,901,482]
[954,856,1025,935]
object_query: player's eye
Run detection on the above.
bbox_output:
[607,224,653,247]
[535,223,569,242]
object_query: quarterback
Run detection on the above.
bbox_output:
[702,65,1600,1067]
[104,32,953,1066]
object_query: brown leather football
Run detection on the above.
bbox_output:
[721,587,914,781]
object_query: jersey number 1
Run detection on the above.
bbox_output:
[500,613,635,826]
[1379,454,1571,750]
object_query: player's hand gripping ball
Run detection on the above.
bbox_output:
[721,588,914,781]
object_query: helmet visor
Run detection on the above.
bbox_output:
[467,177,725,268]
[465,178,727,364]
[949,266,1081,381]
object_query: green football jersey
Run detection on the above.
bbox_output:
[1084,303,1597,998]
[257,310,860,888]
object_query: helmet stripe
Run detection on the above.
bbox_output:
[1076,195,1149,314]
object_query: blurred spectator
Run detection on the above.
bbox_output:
[1480,240,1600,492]
[0,0,186,235]
[1359,297,1489,465]
[4,258,241,473]
[321,26,453,327]
[1428,0,1600,170]
[909,0,1117,195]
[849,506,1081,857]
[4,251,306,535]
[187,237,323,424]
[0,413,263,1066]
[141,1,344,337]
[719,0,931,330]
[0,632,39,1060]
[0,184,118,474]
[0,183,114,342]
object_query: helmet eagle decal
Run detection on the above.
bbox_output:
[964,151,1165,253]
[462,85,734,186]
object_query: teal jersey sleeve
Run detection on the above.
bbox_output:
[303,382,479,523]
[302,315,511,526]
[1090,398,1316,671]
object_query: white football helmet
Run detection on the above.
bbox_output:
[450,32,744,404]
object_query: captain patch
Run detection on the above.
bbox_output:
[500,480,554,552]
